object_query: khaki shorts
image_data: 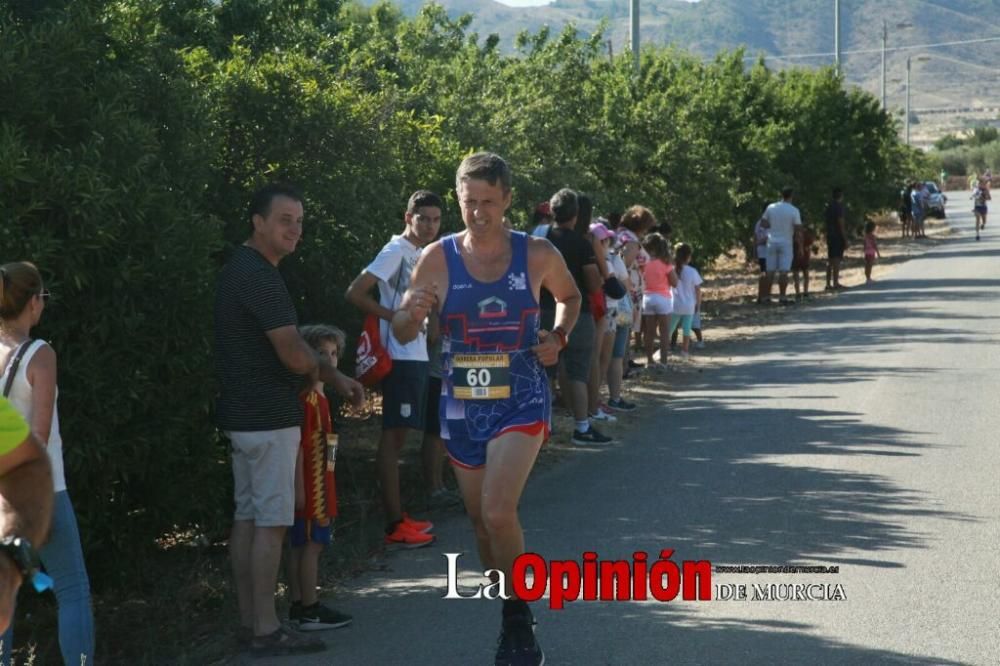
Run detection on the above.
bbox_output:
[228,427,300,527]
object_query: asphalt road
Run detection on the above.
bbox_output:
[263,194,999,665]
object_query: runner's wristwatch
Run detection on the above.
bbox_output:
[0,536,53,592]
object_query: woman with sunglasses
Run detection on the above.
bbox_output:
[0,262,93,665]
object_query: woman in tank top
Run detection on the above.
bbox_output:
[0,262,94,665]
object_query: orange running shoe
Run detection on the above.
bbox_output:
[384,521,435,549]
[402,513,434,534]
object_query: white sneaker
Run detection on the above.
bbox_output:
[589,408,618,422]
[680,351,690,361]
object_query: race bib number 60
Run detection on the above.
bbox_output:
[452,354,511,400]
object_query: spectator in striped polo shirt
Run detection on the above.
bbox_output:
[214,183,364,657]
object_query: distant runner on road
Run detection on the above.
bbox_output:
[393,152,580,666]
[972,178,991,241]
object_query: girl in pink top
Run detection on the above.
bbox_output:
[864,221,881,283]
[640,233,678,370]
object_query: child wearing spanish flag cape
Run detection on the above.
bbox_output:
[287,325,354,631]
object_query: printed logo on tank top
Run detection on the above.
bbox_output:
[478,296,508,319]
[452,283,473,291]
[507,272,527,291]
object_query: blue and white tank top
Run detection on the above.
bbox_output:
[440,231,540,355]
[438,232,549,443]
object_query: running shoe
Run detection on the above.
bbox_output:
[250,625,326,657]
[571,426,613,445]
[402,513,434,533]
[291,602,354,631]
[679,351,690,361]
[495,613,544,666]
[589,408,617,422]
[384,521,435,549]
[694,341,705,350]
[605,398,637,412]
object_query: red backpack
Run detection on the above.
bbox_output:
[355,313,392,387]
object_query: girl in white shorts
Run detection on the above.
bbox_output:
[640,233,678,369]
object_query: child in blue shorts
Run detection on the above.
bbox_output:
[288,325,353,631]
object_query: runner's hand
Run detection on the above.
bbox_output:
[400,284,438,324]
[532,330,562,367]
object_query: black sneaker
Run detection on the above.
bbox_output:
[605,398,637,412]
[495,614,544,666]
[291,601,354,631]
[571,426,613,445]
[250,625,326,657]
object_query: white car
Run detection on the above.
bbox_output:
[923,181,948,218]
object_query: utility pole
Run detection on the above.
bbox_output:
[630,0,640,76]
[834,0,841,74]
[607,39,614,62]
[881,19,887,110]
[905,55,911,145]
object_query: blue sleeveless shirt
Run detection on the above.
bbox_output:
[438,231,551,466]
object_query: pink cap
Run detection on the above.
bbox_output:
[589,222,614,241]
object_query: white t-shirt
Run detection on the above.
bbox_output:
[365,235,427,361]
[671,265,703,316]
[1,341,67,492]
[762,201,802,244]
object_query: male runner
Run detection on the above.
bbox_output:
[393,152,580,665]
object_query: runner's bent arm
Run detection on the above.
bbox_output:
[392,242,446,345]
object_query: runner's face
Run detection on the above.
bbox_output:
[254,195,303,259]
[407,206,442,247]
[458,179,511,238]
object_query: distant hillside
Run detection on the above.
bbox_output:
[368,0,1000,145]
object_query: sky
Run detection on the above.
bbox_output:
[495,0,700,7]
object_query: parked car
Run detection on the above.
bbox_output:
[924,181,947,218]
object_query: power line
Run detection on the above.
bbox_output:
[743,34,1000,62]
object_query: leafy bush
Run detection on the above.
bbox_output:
[0,1,225,584]
[928,140,1000,180]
